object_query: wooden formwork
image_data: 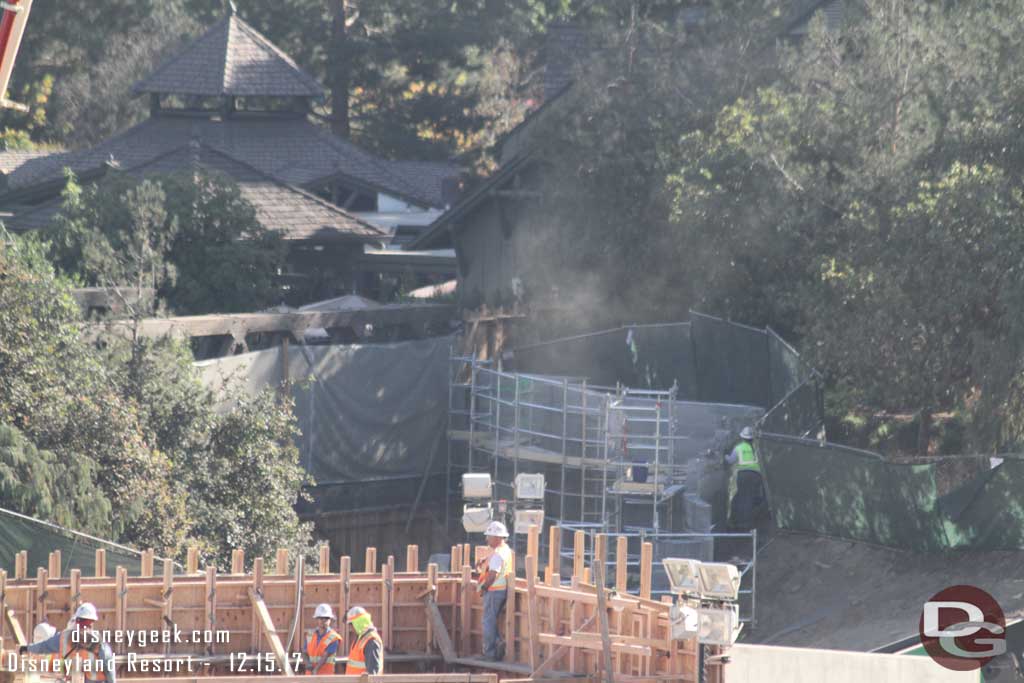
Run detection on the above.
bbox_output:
[0,529,697,682]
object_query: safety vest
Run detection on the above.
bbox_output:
[733,442,761,473]
[488,542,514,591]
[304,627,341,675]
[345,628,383,675]
[58,630,108,683]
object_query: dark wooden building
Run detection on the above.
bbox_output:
[0,8,458,303]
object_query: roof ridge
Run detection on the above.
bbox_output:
[132,16,230,95]
[230,17,323,95]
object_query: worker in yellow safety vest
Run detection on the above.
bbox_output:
[303,603,342,674]
[344,606,383,675]
[726,426,765,531]
[475,521,513,661]
[22,603,116,683]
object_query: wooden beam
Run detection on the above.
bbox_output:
[69,568,81,621]
[383,556,394,646]
[162,560,174,657]
[504,549,516,663]
[338,555,350,655]
[141,549,154,578]
[205,566,217,655]
[537,634,651,658]
[186,547,198,575]
[527,525,540,567]
[48,551,61,579]
[14,551,26,580]
[116,566,128,655]
[531,615,597,678]
[573,531,586,581]
[35,567,47,630]
[548,527,561,586]
[425,562,437,655]
[639,543,653,601]
[247,587,295,675]
[594,561,614,683]
[365,547,377,574]
[406,545,419,573]
[525,555,540,670]
[232,549,245,575]
[251,558,264,656]
[424,596,456,662]
[319,545,330,574]
[460,564,472,656]
[275,549,289,575]
[615,537,628,593]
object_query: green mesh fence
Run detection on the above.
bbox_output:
[691,312,772,407]
[758,435,1024,550]
[0,507,148,576]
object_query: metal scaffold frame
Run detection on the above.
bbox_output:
[445,348,759,626]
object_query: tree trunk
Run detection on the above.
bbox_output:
[328,0,350,138]
[917,408,932,456]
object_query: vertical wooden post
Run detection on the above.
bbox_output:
[504,550,516,663]
[615,536,628,592]
[525,554,539,669]
[527,525,540,568]
[161,559,174,656]
[365,547,377,574]
[231,549,245,575]
[425,562,438,654]
[573,530,586,581]
[338,556,351,654]
[291,557,304,654]
[69,569,81,618]
[251,558,264,655]
[406,545,419,573]
[275,549,289,576]
[462,544,471,567]
[205,565,217,655]
[185,547,198,575]
[451,545,462,571]
[594,561,614,683]
[140,549,154,578]
[547,573,561,662]
[383,556,395,645]
[547,526,561,585]
[48,551,61,579]
[15,551,27,579]
[318,545,330,574]
[35,567,47,629]
[115,566,128,654]
[639,542,653,600]
[460,564,472,656]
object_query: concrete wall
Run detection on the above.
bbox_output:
[726,644,979,683]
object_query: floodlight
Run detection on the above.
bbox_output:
[514,473,545,500]
[514,509,545,535]
[462,473,492,499]
[698,562,741,601]
[698,604,740,646]
[669,602,699,641]
[662,558,702,595]
[462,506,492,533]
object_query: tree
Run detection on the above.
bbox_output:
[44,169,286,315]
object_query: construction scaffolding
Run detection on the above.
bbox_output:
[446,351,762,623]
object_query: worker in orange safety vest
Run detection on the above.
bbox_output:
[344,606,383,675]
[303,603,342,674]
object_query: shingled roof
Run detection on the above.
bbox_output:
[0,116,458,209]
[5,144,387,244]
[132,12,324,98]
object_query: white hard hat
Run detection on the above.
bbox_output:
[346,606,369,622]
[314,603,335,620]
[740,426,755,440]
[74,603,99,621]
[33,622,56,644]
[484,521,509,538]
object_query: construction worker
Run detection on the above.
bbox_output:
[303,603,342,675]
[726,426,764,531]
[32,622,60,680]
[344,606,383,675]
[475,521,513,661]
[21,603,116,683]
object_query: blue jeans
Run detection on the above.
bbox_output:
[483,589,507,659]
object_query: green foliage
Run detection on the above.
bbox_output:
[44,169,286,315]
[0,232,311,561]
